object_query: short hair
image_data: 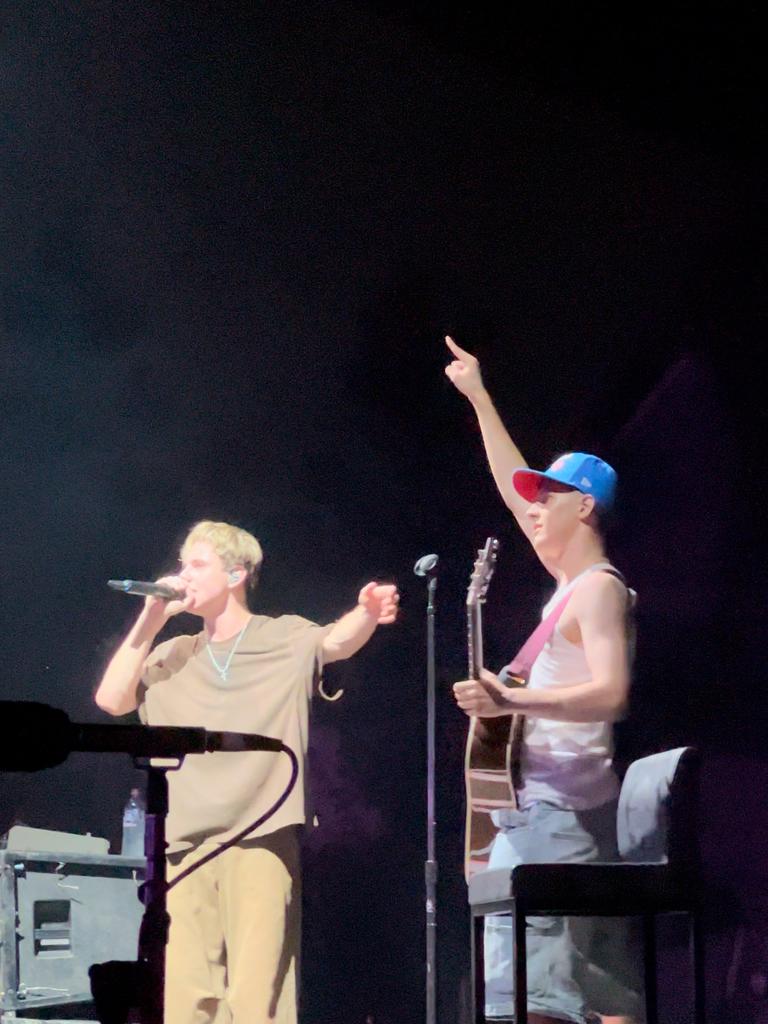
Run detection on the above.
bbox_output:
[180,520,263,591]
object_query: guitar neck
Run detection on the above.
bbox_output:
[467,601,484,680]
[466,535,498,683]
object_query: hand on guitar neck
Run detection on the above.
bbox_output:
[454,667,525,719]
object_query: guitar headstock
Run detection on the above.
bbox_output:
[466,536,499,608]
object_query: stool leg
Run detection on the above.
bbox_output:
[472,913,485,1024]
[690,912,706,1024]
[642,914,658,1024]
[513,906,527,1024]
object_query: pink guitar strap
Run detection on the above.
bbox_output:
[503,590,574,679]
[504,565,628,679]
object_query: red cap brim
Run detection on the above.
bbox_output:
[512,468,547,503]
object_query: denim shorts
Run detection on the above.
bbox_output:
[484,801,645,1023]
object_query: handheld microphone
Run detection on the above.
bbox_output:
[107,579,185,600]
[413,553,439,577]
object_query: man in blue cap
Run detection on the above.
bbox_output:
[445,336,642,1024]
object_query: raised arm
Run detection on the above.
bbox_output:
[454,573,631,722]
[95,580,192,716]
[444,336,535,542]
[322,582,399,664]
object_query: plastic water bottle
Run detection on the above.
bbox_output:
[120,787,145,857]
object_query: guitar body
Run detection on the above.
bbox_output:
[463,687,526,880]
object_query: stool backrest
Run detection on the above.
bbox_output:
[617,746,699,869]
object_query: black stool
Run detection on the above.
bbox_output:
[468,747,704,1024]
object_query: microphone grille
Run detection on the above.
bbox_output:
[413,553,439,577]
[107,579,132,591]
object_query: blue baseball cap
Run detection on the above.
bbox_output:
[512,452,617,510]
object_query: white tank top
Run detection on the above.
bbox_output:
[517,562,625,810]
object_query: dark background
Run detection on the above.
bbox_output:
[1,3,767,1021]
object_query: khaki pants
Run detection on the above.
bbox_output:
[165,827,301,1024]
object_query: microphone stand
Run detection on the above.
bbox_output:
[137,761,170,1024]
[90,760,173,1024]
[414,554,439,1024]
[0,702,288,1024]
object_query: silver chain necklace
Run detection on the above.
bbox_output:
[205,618,251,682]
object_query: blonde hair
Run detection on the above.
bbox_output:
[180,521,263,591]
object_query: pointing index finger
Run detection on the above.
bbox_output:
[445,335,472,361]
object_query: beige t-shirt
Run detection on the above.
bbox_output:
[138,614,331,851]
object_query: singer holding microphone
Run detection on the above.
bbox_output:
[95,520,399,1024]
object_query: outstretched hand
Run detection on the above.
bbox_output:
[444,335,486,401]
[453,668,512,717]
[358,582,400,624]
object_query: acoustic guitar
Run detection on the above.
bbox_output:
[463,537,525,881]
